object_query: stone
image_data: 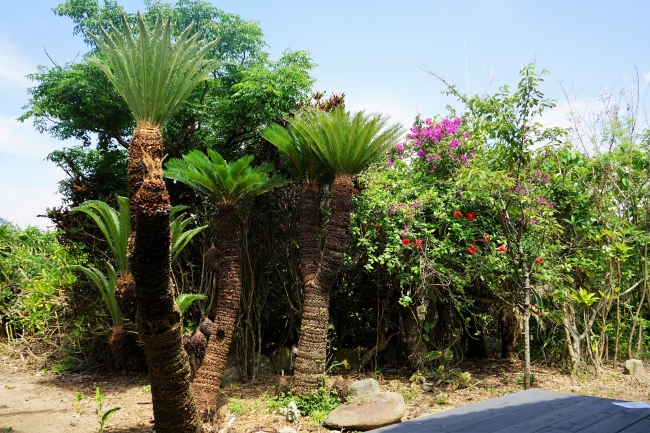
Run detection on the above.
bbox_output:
[323,392,406,431]
[271,346,293,374]
[279,401,300,425]
[420,382,433,392]
[222,366,241,384]
[278,428,297,433]
[624,359,644,376]
[348,378,380,397]
[247,354,275,377]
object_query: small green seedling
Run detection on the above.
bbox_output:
[94,387,120,433]
[75,392,85,413]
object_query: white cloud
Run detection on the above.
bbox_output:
[0,115,66,159]
[0,38,33,89]
[644,72,650,86]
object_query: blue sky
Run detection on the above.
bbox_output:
[1,0,649,227]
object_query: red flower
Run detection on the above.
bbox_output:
[374,224,381,230]
[464,212,476,221]
[482,234,490,243]
[468,245,477,254]
[536,257,544,265]
[353,188,359,194]
[453,210,462,218]
[402,238,411,246]
[497,245,507,253]
[414,239,423,249]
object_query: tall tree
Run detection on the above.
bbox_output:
[165,149,285,415]
[88,12,223,432]
[285,108,402,393]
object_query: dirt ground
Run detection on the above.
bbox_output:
[1,356,649,433]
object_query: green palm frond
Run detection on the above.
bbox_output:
[260,121,327,183]
[74,198,207,269]
[295,108,403,175]
[175,293,206,315]
[170,209,207,263]
[72,197,130,272]
[87,12,225,127]
[165,150,287,205]
[71,263,122,327]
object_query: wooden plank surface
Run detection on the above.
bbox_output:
[371,389,650,433]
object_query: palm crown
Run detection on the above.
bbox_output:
[261,120,327,185]
[88,12,224,127]
[164,149,286,205]
[295,108,403,175]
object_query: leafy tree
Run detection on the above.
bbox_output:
[165,149,285,414]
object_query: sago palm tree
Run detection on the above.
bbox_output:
[165,149,285,415]
[288,108,402,393]
[261,121,329,286]
[88,12,223,432]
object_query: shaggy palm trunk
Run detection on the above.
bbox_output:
[130,133,202,433]
[299,181,321,285]
[499,306,521,359]
[115,271,137,323]
[128,126,163,228]
[400,304,429,370]
[192,204,242,415]
[293,174,353,394]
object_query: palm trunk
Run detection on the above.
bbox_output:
[128,126,163,229]
[192,204,242,415]
[131,143,202,433]
[299,181,321,285]
[293,173,353,394]
[400,303,429,370]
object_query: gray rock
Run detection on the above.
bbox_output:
[279,401,300,425]
[222,366,241,384]
[247,354,274,377]
[348,378,380,397]
[624,359,644,376]
[271,346,293,374]
[278,428,297,433]
[323,392,406,431]
[420,382,433,392]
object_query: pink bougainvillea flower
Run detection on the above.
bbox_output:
[468,245,477,254]
[453,210,462,218]
[497,245,507,253]
[464,212,476,221]
[414,239,423,249]
[536,257,544,264]
[402,238,411,246]
[449,139,460,149]
[387,159,393,167]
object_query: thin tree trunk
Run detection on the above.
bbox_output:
[192,204,241,415]
[131,139,202,433]
[518,237,531,390]
[614,261,622,367]
[299,181,321,285]
[293,173,353,394]
[627,289,645,359]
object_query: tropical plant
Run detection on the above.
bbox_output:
[165,149,285,414]
[283,108,403,393]
[88,11,222,432]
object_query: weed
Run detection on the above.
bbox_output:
[516,373,536,386]
[5,427,13,432]
[267,387,340,418]
[75,392,85,413]
[227,398,250,415]
[4,385,15,389]
[94,387,120,433]
[142,385,151,392]
[437,395,447,405]
[397,385,419,403]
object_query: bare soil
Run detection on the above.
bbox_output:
[1,356,649,433]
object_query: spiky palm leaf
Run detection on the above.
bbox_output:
[260,121,327,184]
[87,12,224,126]
[175,293,206,315]
[73,198,207,267]
[165,149,287,205]
[296,108,403,175]
[73,197,130,271]
[71,263,122,326]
